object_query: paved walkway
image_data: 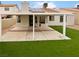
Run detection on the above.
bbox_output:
[1,26,70,42]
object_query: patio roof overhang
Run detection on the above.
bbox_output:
[0,12,74,15]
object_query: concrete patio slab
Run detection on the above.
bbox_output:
[0,26,70,42]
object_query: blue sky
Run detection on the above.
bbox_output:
[1,1,79,8]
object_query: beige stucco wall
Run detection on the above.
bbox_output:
[48,15,63,26]
[15,15,75,28]
[10,15,76,27]
[18,15,29,27]
[0,6,18,12]
[48,15,75,26]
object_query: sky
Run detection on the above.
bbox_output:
[1,1,79,8]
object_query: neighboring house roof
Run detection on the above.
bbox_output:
[61,8,79,14]
[30,8,59,13]
[0,4,16,7]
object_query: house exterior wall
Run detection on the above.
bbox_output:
[45,16,49,26]
[19,15,29,27]
[0,6,18,12]
[48,15,62,25]
[48,15,75,26]
[16,15,75,28]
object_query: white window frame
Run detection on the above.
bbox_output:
[49,16,54,21]
[4,7,9,11]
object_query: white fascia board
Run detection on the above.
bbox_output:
[0,12,74,15]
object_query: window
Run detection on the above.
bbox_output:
[60,16,63,22]
[5,7,9,11]
[49,16,54,21]
[40,16,45,23]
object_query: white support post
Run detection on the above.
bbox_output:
[45,16,49,27]
[47,16,50,27]
[0,14,2,39]
[63,14,66,36]
[33,14,35,40]
[47,16,49,23]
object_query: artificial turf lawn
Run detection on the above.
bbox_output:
[0,26,79,57]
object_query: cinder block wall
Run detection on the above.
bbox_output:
[2,16,17,29]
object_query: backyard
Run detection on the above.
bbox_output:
[0,26,79,57]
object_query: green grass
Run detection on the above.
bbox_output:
[0,26,79,57]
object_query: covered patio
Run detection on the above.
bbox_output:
[1,25,69,41]
[0,13,73,41]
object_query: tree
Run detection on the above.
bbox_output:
[43,3,48,8]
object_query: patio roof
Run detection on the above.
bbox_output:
[0,12,74,15]
[0,8,75,40]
